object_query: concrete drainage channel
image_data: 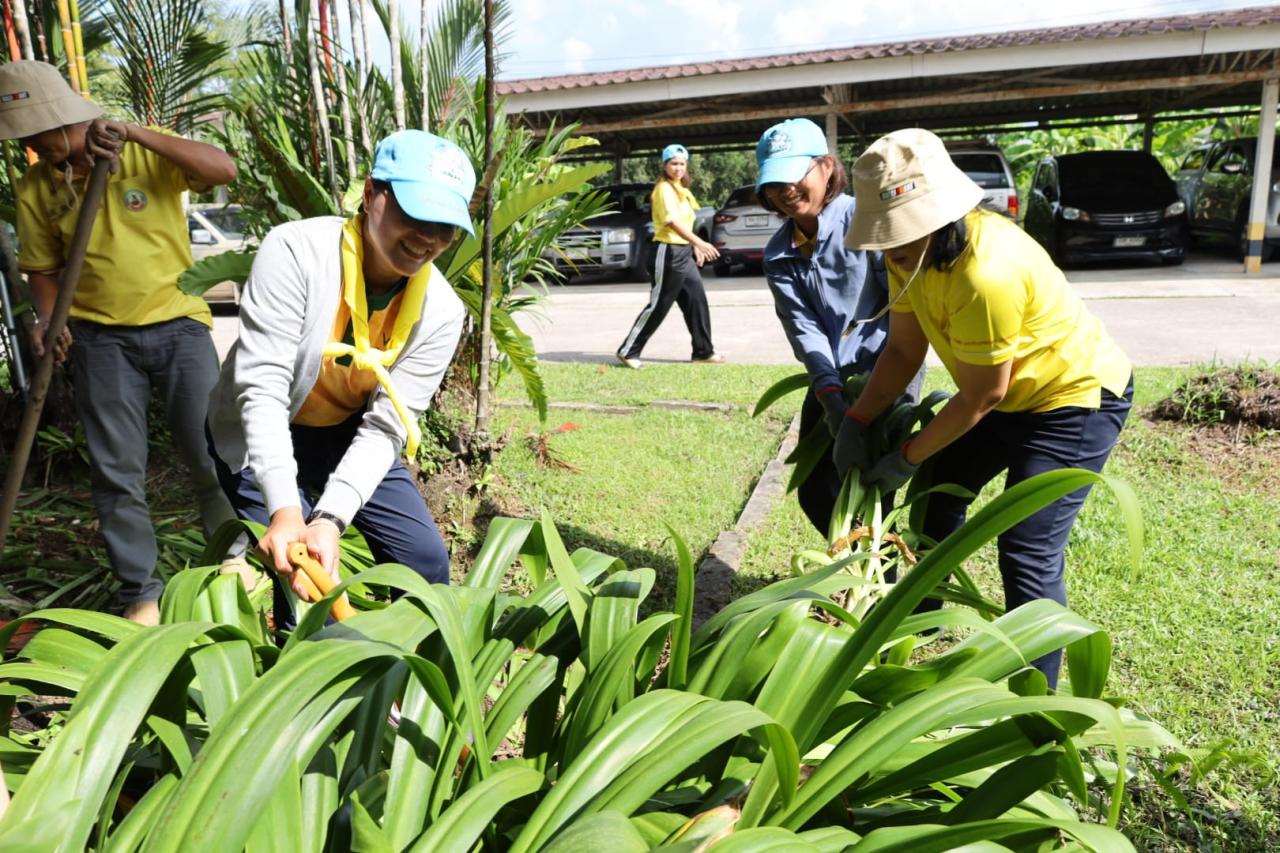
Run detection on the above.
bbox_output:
[499,398,801,626]
[499,394,798,622]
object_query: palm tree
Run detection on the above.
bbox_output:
[101,0,228,133]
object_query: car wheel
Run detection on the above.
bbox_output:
[1161,254,1185,266]
[713,258,732,277]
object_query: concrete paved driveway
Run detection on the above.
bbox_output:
[211,251,1280,368]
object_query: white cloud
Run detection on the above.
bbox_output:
[563,37,595,74]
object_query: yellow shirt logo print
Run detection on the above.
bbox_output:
[123,188,148,211]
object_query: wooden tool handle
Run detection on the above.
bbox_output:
[287,542,357,621]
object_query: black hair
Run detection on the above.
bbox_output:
[929,207,978,270]
[358,178,393,214]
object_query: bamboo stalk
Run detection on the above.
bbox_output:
[10,0,30,59]
[318,0,333,79]
[67,0,88,94]
[389,0,404,129]
[473,0,495,444]
[53,0,79,93]
[419,0,428,129]
[305,0,338,202]
[2,0,21,62]
[30,0,47,63]
[336,0,370,157]
[329,0,357,181]
[0,159,111,554]
[277,0,294,82]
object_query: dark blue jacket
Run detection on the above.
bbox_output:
[762,193,891,393]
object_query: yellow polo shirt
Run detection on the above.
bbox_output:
[16,130,211,328]
[651,179,697,245]
[888,210,1131,413]
[293,280,408,427]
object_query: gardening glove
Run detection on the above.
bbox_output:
[832,411,872,477]
[861,445,920,494]
[816,384,848,436]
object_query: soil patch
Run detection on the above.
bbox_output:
[1150,366,1280,431]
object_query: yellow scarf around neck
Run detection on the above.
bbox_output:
[324,215,432,458]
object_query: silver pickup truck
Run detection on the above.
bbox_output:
[1175,137,1280,260]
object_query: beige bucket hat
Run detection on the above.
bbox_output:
[846,128,983,251]
[0,60,101,141]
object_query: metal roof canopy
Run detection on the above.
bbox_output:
[498,7,1280,154]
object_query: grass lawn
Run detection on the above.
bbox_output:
[738,366,1280,849]
[488,362,801,607]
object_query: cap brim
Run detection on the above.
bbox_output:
[390,180,476,237]
[756,155,815,191]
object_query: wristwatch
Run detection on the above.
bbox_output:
[306,509,347,535]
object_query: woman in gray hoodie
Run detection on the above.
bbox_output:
[206,130,472,623]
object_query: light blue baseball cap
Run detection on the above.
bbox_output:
[661,143,689,162]
[371,130,477,237]
[755,118,829,191]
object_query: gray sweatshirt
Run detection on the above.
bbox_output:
[207,216,465,524]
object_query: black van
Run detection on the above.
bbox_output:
[1023,151,1189,265]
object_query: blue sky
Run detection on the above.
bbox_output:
[500,0,1268,78]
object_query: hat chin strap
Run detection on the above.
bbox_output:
[843,233,932,336]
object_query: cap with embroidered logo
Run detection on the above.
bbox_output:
[845,127,983,251]
[755,118,829,192]
[371,130,477,237]
[0,60,102,141]
[661,143,688,162]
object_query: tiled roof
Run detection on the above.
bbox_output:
[498,6,1280,95]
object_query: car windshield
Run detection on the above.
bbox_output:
[607,187,650,214]
[1058,153,1171,191]
[723,186,759,207]
[951,153,1009,188]
[199,207,245,240]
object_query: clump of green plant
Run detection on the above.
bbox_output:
[1150,363,1280,430]
[0,462,1170,850]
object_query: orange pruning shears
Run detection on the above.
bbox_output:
[286,542,357,621]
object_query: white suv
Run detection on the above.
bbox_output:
[946,142,1019,220]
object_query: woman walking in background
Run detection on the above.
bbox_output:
[616,143,723,368]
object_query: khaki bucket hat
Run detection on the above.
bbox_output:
[846,128,983,251]
[0,60,101,141]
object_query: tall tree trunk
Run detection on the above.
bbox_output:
[318,0,332,78]
[342,0,372,156]
[388,0,404,130]
[330,0,357,182]
[277,0,294,82]
[473,0,495,444]
[10,0,31,59]
[419,0,429,130]
[306,0,339,202]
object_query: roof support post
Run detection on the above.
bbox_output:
[1244,76,1278,273]
[825,112,837,154]
[1141,115,1154,153]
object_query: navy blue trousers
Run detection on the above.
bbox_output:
[209,414,449,625]
[922,378,1134,688]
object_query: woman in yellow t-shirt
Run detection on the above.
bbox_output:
[617,143,723,368]
[843,129,1134,689]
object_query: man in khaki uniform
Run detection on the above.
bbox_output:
[0,61,238,624]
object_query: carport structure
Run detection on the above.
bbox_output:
[499,6,1280,272]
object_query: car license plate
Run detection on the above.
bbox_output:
[1113,236,1146,248]
[746,214,769,228]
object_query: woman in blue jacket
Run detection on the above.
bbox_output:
[756,118,920,531]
